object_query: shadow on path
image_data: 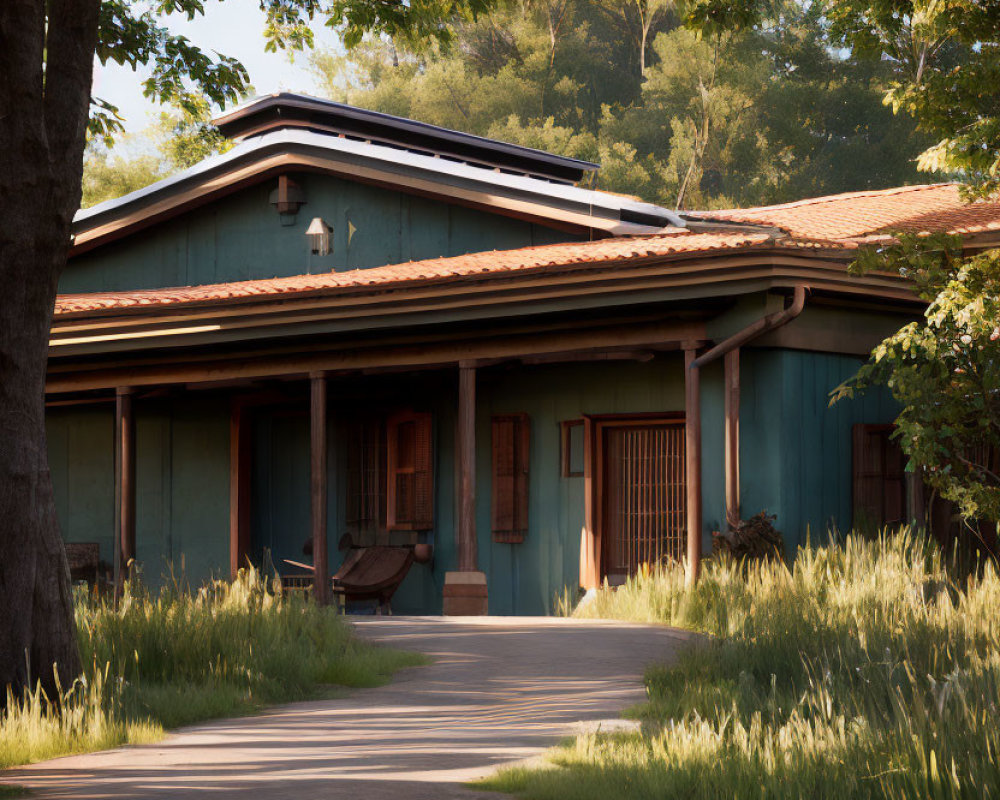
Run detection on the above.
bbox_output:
[4,616,695,799]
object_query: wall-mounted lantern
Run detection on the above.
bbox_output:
[306,217,333,256]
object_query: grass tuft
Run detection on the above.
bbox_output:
[483,530,1000,799]
[0,566,424,769]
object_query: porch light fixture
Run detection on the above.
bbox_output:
[306,217,333,256]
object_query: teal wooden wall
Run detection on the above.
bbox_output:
[47,396,231,588]
[45,349,897,609]
[738,348,899,551]
[245,360,699,615]
[474,359,698,615]
[64,173,581,294]
[48,407,115,568]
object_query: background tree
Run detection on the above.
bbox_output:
[307,0,930,209]
[0,0,495,700]
[83,97,233,207]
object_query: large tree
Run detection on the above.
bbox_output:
[0,0,493,699]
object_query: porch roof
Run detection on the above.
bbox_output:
[54,230,770,317]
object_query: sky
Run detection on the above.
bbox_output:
[90,2,342,134]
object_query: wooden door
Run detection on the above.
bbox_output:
[852,424,906,531]
[601,422,686,583]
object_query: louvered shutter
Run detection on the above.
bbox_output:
[492,413,530,543]
[387,411,434,531]
[853,424,905,530]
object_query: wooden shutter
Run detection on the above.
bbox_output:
[387,411,434,530]
[492,413,530,543]
[853,424,906,531]
[346,418,384,534]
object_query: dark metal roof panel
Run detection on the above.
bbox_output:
[213,93,599,184]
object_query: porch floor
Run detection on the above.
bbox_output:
[5,616,698,799]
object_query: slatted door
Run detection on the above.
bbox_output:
[602,422,686,583]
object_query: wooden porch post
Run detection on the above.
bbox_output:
[229,400,252,579]
[684,348,703,588]
[724,348,740,529]
[443,362,488,614]
[114,387,135,600]
[310,373,330,605]
[457,364,477,572]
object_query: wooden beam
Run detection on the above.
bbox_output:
[457,365,477,572]
[114,387,135,600]
[724,348,740,528]
[580,416,599,590]
[47,320,709,394]
[229,400,252,579]
[310,373,329,605]
[684,349,702,588]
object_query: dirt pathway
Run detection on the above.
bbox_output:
[4,616,694,799]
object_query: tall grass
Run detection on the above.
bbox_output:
[0,567,423,769]
[484,532,1000,799]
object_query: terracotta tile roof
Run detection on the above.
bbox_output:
[697,183,1000,240]
[54,230,771,316]
[54,183,1000,318]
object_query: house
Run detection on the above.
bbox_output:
[48,93,1000,614]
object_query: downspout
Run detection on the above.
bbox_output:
[690,285,808,371]
[687,285,808,556]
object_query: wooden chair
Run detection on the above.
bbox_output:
[282,543,415,613]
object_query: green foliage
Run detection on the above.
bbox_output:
[483,532,1000,799]
[0,567,422,768]
[82,97,234,207]
[833,237,1000,524]
[89,0,496,145]
[686,0,998,198]
[81,146,166,208]
[308,0,929,209]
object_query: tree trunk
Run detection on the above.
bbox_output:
[0,0,101,698]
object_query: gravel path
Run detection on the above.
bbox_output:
[4,616,695,799]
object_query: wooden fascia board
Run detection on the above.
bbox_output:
[49,253,918,358]
[68,149,644,257]
[46,319,708,394]
[49,311,691,375]
[53,248,914,331]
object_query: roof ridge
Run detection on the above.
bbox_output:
[704,183,957,217]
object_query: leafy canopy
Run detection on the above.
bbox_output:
[90,0,495,143]
[685,0,991,196]
[304,0,929,209]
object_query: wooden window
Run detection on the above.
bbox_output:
[561,420,585,478]
[492,413,530,543]
[387,411,434,530]
[853,424,906,531]
[346,418,385,536]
